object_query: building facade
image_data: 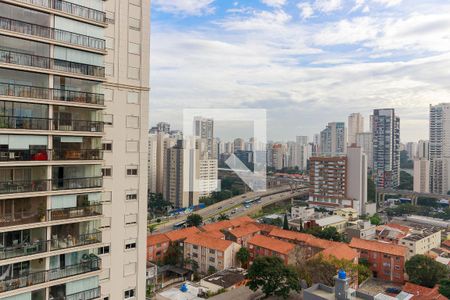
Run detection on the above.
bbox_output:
[356,132,373,169]
[320,122,347,155]
[413,158,430,193]
[0,0,149,299]
[348,113,364,145]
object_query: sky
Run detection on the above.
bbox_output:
[149,0,450,142]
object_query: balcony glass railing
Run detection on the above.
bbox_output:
[51,231,101,250]
[0,16,105,50]
[0,239,47,260]
[53,149,103,161]
[0,116,50,130]
[15,0,106,23]
[0,49,105,78]
[0,257,100,293]
[0,179,50,194]
[49,204,102,221]
[52,176,103,191]
[0,211,44,228]
[0,149,50,162]
[53,119,103,133]
[65,287,101,300]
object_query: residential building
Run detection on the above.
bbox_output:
[413,158,430,193]
[156,122,171,134]
[310,156,348,204]
[248,234,296,265]
[347,145,368,215]
[375,223,410,244]
[334,208,358,221]
[291,206,315,220]
[226,223,261,247]
[0,0,150,299]
[406,142,417,160]
[233,138,245,152]
[315,215,348,233]
[147,234,170,263]
[184,234,241,274]
[271,143,285,170]
[348,113,364,145]
[148,132,177,193]
[429,103,450,195]
[416,139,430,160]
[198,158,218,198]
[356,132,373,169]
[372,109,401,188]
[194,117,216,159]
[399,229,441,259]
[200,269,246,293]
[349,238,407,283]
[320,122,347,155]
[346,221,376,240]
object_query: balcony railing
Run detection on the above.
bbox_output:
[0,16,105,50]
[0,257,101,293]
[0,116,50,130]
[51,231,101,250]
[0,239,47,261]
[57,287,101,300]
[0,210,44,228]
[49,204,102,221]
[52,176,103,191]
[0,179,50,194]
[0,48,105,78]
[0,149,50,162]
[53,119,103,133]
[53,149,103,161]
[15,0,106,24]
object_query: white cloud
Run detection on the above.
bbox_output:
[372,0,402,7]
[217,9,292,31]
[261,0,287,7]
[314,0,342,13]
[153,0,215,16]
[297,2,314,19]
[349,0,365,12]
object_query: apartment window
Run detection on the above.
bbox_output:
[126,140,139,152]
[209,257,215,263]
[126,166,138,176]
[124,289,135,299]
[125,214,137,226]
[126,191,138,201]
[192,253,198,258]
[125,240,137,250]
[99,246,110,255]
[103,89,114,102]
[102,167,112,177]
[103,114,113,125]
[102,142,112,151]
[126,116,139,128]
[193,245,198,250]
[209,249,215,254]
[127,91,140,104]
[129,17,140,30]
[124,263,136,276]
[395,265,400,270]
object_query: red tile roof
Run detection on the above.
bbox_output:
[229,223,261,238]
[403,282,448,300]
[201,220,234,232]
[197,230,225,240]
[268,228,340,249]
[385,223,411,233]
[254,223,279,233]
[185,234,234,252]
[248,234,295,255]
[230,216,254,227]
[318,243,358,261]
[350,238,407,257]
[147,233,170,246]
[442,240,450,249]
[165,227,200,242]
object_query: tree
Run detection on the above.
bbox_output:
[186,214,203,227]
[246,256,300,299]
[148,224,157,234]
[283,214,289,230]
[236,247,250,268]
[369,214,382,225]
[217,213,229,221]
[208,265,217,275]
[163,243,183,266]
[367,178,376,203]
[148,193,172,217]
[406,255,449,287]
[400,150,413,169]
[398,171,413,190]
[306,226,344,242]
[439,279,450,298]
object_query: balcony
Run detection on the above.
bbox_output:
[0,197,47,228]
[51,176,103,191]
[0,116,49,130]
[49,204,102,221]
[0,239,47,261]
[14,0,107,24]
[0,179,50,194]
[0,256,101,293]
[0,149,50,162]
[51,231,101,251]
[53,119,103,133]
[0,16,105,50]
[0,228,47,260]
[53,149,102,161]
[50,286,101,300]
[0,48,105,78]
[0,82,105,105]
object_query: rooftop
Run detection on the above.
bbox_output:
[350,238,407,257]
[201,220,234,232]
[402,282,448,300]
[185,233,234,252]
[315,215,347,227]
[248,234,295,255]
[197,230,225,240]
[228,223,261,238]
[165,226,201,242]
[318,243,358,261]
[147,233,170,246]
[201,268,246,289]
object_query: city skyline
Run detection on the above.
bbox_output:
[150,0,450,142]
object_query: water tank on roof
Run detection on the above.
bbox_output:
[338,269,346,280]
[180,283,188,292]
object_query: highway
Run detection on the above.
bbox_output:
[154,185,308,233]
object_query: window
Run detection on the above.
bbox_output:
[102,142,112,151]
[126,116,139,128]
[124,289,135,299]
[128,43,140,55]
[125,214,137,226]
[103,114,113,125]
[127,91,139,104]
[126,191,138,201]
[192,253,198,258]
[126,140,139,152]
[209,257,215,263]
[102,167,112,177]
[125,241,137,250]
[98,246,110,255]
[209,249,215,254]
[193,245,198,250]
[127,166,138,176]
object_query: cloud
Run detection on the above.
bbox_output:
[297,2,314,19]
[153,0,215,16]
[261,0,287,7]
[314,0,342,13]
[216,9,292,31]
[372,0,402,7]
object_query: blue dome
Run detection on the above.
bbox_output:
[338,269,346,280]
[180,283,188,292]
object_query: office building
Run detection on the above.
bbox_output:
[348,113,364,145]
[356,132,373,169]
[429,103,450,195]
[320,122,347,155]
[413,158,430,193]
[0,0,150,299]
[233,138,244,152]
[372,109,400,188]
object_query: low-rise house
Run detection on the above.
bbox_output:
[184,233,241,274]
[226,223,261,247]
[291,206,315,220]
[350,238,407,283]
[200,268,247,293]
[346,220,376,240]
[376,223,410,244]
[399,228,441,259]
[147,233,170,262]
[334,207,358,221]
[315,215,348,233]
[248,234,296,265]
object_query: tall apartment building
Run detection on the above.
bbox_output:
[405,142,417,160]
[416,140,430,160]
[0,0,150,299]
[372,109,400,188]
[429,103,450,195]
[271,143,285,170]
[413,158,430,193]
[233,138,244,152]
[194,117,215,159]
[148,132,176,194]
[320,122,346,155]
[356,132,373,169]
[347,146,368,215]
[348,113,364,145]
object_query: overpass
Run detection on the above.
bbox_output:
[376,188,450,205]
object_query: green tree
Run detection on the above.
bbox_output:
[369,214,382,225]
[163,243,183,266]
[148,224,157,234]
[439,279,450,298]
[208,265,217,275]
[283,214,289,230]
[406,255,449,287]
[306,226,344,242]
[246,256,300,299]
[400,150,413,169]
[217,213,229,221]
[236,247,250,268]
[367,178,376,203]
[186,214,203,227]
[398,171,413,190]
[148,193,172,217]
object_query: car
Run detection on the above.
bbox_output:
[385,288,402,294]
[241,195,247,198]
[217,206,222,210]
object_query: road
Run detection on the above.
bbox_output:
[154,186,308,233]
